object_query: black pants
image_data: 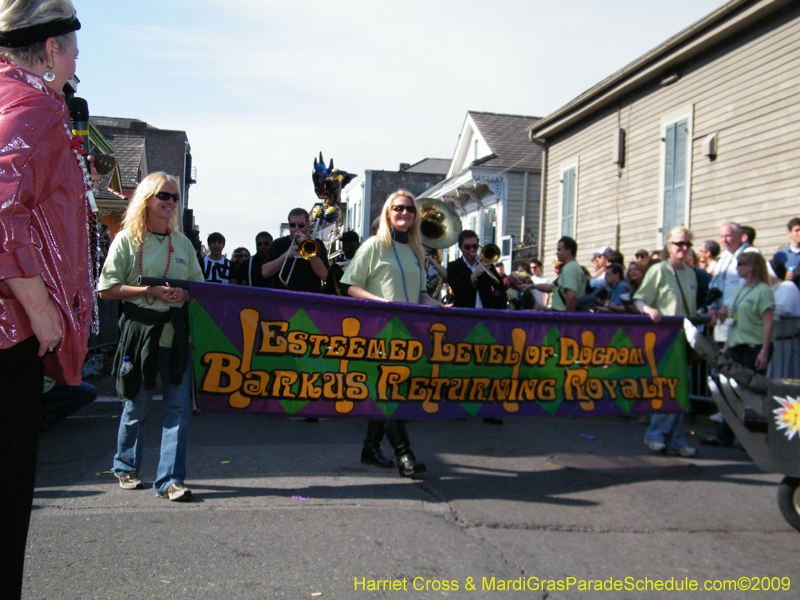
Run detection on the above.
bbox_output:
[0,336,43,599]
[364,419,412,456]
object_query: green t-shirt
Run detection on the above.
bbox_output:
[633,260,697,317]
[98,230,204,346]
[340,236,423,304]
[552,259,587,312]
[727,282,774,347]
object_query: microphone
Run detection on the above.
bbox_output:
[66,96,116,174]
[67,96,89,165]
[67,96,98,211]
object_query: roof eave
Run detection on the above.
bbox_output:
[527,0,791,140]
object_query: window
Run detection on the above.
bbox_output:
[482,207,496,244]
[659,106,694,245]
[559,159,578,238]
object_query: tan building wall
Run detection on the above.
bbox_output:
[506,171,541,247]
[540,3,800,277]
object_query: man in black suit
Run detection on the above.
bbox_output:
[447,230,507,310]
[446,229,508,426]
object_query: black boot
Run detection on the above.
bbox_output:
[361,420,393,468]
[384,420,426,477]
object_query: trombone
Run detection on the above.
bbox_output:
[474,244,501,283]
[278,206,323,287]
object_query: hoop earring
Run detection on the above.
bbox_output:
[43,59,55,82]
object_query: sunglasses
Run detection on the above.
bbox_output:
[154,191,180,202]
[289,222,307,229]
[671,241,693,249]
[256,242,271,246]
[462,244,479,251]
[391,205,416,214]
[635,253,647,258]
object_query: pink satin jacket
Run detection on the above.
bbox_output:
[0,58,92,384]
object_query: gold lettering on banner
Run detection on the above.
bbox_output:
[230,309,259,408]
[644,331,660,409]
[196,307,681,414]
[334,317,360,413]
[579,330,596,411]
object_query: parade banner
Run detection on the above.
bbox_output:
[188,282,689,419]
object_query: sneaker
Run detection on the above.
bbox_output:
[709,411,723,422]
[117,472,144,490]
[668,446,698,457]
[645,440,666,452]
[159,482,193,502]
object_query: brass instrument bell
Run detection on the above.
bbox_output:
[418,198,461,249]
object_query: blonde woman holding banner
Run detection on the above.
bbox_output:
[342,190,446,476]
[633,225,698,457]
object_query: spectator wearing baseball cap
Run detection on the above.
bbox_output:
[590,246,613,290]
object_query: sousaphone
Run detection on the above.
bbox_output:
[417,198,461,299]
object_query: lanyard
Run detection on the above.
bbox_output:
[731,284,758,322]
[670,262,691,316]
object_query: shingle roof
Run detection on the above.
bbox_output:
[468,111,543,171]
[91,120,145,191]
[92,116,190,188]
[404,158,451,175]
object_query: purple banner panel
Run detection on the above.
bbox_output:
[188,282,688,419]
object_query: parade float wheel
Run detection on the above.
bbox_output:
[777,477,800,531]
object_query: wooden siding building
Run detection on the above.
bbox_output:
[422,111,542,271]
[528,0,800,274]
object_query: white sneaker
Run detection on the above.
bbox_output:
[645,440,666,452]
[710,411,723,422]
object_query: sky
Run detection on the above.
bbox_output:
[75,0,727,254]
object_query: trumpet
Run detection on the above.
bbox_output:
[474,244,501,283]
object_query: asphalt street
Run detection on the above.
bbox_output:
[24,398,800,600]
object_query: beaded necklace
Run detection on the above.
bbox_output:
[65,123,100,333]
[391,240,422,303]
[139,230,174,305]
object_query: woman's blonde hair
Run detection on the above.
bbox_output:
[737,251,769,285]
[121,172,181,248]
[0,0,76,65]
[664,225,693,258]
[375,189,425,267]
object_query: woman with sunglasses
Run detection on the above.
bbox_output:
[1,1,92,594]
[98,172,204,502]
[702,252,774,447]
[633,225,698,457]
[341,190,445,476]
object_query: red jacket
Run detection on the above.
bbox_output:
[0,59,92,384]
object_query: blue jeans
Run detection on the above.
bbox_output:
[645,413,689,451]
[113,347,191,495]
